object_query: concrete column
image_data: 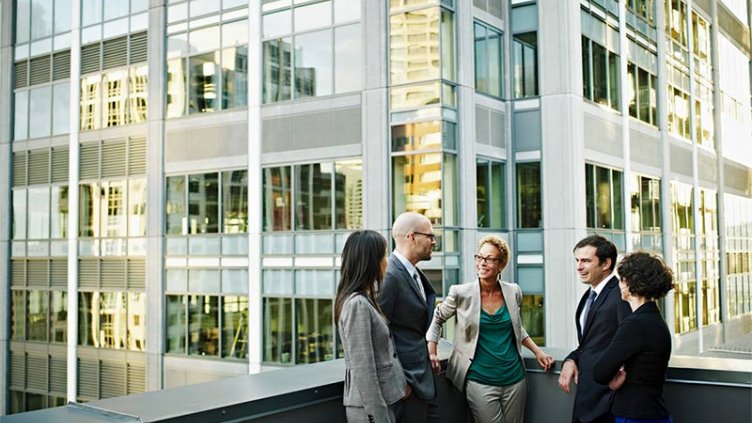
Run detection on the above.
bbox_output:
[619,0,633,249]
[538,0,587,349]
[66,0,82,403]
[362,0,389,234]
[247,0,263,374]
[0,0,13,414]
[145,0,166,390]
[455,0,478,283]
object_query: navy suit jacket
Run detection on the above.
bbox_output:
[566,275,632,422]
[379,254,437,401]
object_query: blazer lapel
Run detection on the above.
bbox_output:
[391,255,427,307]
[582,276,617,337]
[575,291,588,340]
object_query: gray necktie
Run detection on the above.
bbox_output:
[413,272,426,302]
[580,289,597,332]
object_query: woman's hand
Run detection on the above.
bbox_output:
[608,366,627,391]
[535,350,554,372]
[427,341,441,374]
[402,383,413,399]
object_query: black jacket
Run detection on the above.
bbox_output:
[379,254,437,401]
[593,301,672,419]
[565,276,632,422]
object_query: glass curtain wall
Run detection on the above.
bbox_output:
[672,182,696,334]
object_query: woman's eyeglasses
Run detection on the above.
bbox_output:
[474,255,501,264]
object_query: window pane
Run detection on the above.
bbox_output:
[31,0,54,39]
[294,29,333,98]
[263,166,292,231]
[474,24,488,94]
[612,169,624,229]
[595,166,612,228]
[334,160,363,230]
[476,160,490,228]
[27,290,49,341]
[166,176,186,235]
[221,47,249,109]
[99,292,127,349]
[443,153,458,226]
[487,27,502,97]
[222,19,249,47]
[294,1,331,32]
[100,181,127,237]
[17,0,31,43]
[104,0,129,21]
[27,187,50,239]
[334,23,362,94]
[295,163,333,230]
[490,161,504,228]
[81,0,102,26]
[166,295,186,353]
[586,164,595,228]
[188,173,219,234]
[582,37,591,99]
[189,25,221,54]
[334,0,360,23]
[392,153,443,226]
[103,69,129,128]
[592,42,608,105]
[80,74,102,130]
[390,8,440,85]
[223,170,248,233]
[50,185,69,239]
[13,189,27,240]
[78,291,96,346]
[190,0,220,17]
[29,86,52,138]
[222,296,249,359]
[263,297,292,363]
[188,295,219,356]
[296,298,334,364]
[50,290,67,343]
[189,52,220,114]
[12,290,26,340]
[79,183,102,238]
[263,10,291,39]
[389,81,441,110]
[522,38,537,96]
[52,82,70,135]
[128,179,147,237]
[14,91,29,140]
[128,292,146,351]
[391,121,441,152]
[263,38,293,103]
[129,66,149,124]
[166,58,186,118]
[516,162,541,228]
[441,9,455,82]
[608,52,620,110]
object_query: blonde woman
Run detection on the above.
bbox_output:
[426,235,553,423]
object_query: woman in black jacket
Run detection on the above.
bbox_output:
[593,252,674,423]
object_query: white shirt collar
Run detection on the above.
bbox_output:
[590,273,613,297]
[392,250,418,279]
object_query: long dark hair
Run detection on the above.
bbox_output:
[334,230,388,324]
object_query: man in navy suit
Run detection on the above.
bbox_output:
[380,212,439,423]
[558,235,631,423]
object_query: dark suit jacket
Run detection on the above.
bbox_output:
[379,254,437,401]
[593,301,671,419]
[565,276,632,422]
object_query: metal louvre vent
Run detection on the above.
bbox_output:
[127,364,146,394]
[13,152,27,186]
[49,356,68,394]
[15,61,29,88]
[11,260,26,287]
[27,149,51,185]
[128,137,147,175]
[77,359,99,399]
[27,259,50,287]
[29,55,52,85]
[50,259,68,288]
[10,352,25,389]
[51,147,70,183]
[103,36,128,70]
[127,259,146,289]
[53,50,71,80]
[78,259,100,288]
[101,139,127,178]
[81,43,102,75]
[100,361,127,399]
[101,259,127,289]
[129,32,148,64]
[26,354,49,391]
[80,143,101,180]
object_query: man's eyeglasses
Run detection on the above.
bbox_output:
[474,255,501,264]
[412,231,436,241]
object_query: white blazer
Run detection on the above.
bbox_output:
[426,279,529,392]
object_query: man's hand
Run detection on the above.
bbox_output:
[608,366,626,391]
[427,341,441,375]
[558,359,579,394]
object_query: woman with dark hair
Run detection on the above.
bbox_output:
[335,230,408,423]
[593,252,675,423]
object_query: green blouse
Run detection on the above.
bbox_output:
[466,303,526,387]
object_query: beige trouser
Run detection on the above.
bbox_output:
[465,378,527,423]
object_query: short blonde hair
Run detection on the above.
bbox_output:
[478,235,510,270]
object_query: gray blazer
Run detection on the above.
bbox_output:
[426,280,529,392]
[339,293,406,422]
[379,254,437,400]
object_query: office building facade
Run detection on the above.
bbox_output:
[1,0,750,415]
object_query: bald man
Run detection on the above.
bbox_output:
[379,212,439,422]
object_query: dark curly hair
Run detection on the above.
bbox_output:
[617,252,674,300]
